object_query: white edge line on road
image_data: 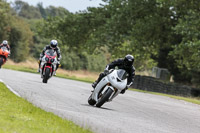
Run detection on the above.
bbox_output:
[0,79,21,97]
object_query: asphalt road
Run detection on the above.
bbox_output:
[0,69,200,133]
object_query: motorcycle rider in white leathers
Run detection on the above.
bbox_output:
[38,40,61,75]
[0,40,11,57]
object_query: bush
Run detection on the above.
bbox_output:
[60,50,107,72]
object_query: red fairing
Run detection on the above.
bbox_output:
[44,53,56,73]
[44,65,52,73]
[0,46,10,65]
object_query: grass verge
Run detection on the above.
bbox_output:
[3,64,94,83]
[0,82,92,133]
[130,88,200,105]
[3,64,37,74]
[56,73,94,83]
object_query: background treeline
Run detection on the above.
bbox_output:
[0,0,200,87]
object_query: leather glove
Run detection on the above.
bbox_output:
[40,54,43,58]
[39,55,43,61]
[120,87,127,94]
[121,85,129,94]
[127,82,133,88]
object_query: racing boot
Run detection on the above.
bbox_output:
[53,72,56,76]
[92,81,98,88]
[37,68,40,73]
[54,63,60,76]
[38,60,41,72]
[92,72,106,89]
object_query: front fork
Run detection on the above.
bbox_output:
[92,85,115,102]
[42,65,52,76]
[108,90,120,102]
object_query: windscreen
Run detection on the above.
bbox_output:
[117,69,128,80]
[45,49,56,56]
[1,46,8,51]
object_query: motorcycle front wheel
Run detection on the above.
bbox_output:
[96,88,113,108]
[88,94,96,106]
[43,67,50,83]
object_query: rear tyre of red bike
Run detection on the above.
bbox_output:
[0,57,4,69]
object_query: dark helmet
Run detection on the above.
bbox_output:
[124,54,134,68]
[50,40,58,49]
[2,40,8,46]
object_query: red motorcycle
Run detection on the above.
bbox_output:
[40,49,58,83]
[0,47,10,68]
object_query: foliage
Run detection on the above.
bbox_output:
[0,0,11,40]
[9,17,33,62]
[12,0,70,19]
[2,0,200,85]
[0,0,33,62]
[12,0,42,19]
[60,49,107,71]
[170,7,200,84]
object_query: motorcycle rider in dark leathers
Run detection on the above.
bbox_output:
[92,54,135,94]
[38,40,62,75]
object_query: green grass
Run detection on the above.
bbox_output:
[3,64,37,74]
[56,73,94,83]
[130,88,200,105]
[0,82,92,133]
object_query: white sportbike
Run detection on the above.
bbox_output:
[88,69,129,107]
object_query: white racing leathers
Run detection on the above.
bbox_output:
[88,69,128,107]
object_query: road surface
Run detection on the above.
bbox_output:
[0,69,200,133]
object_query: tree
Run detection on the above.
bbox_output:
[0,0,33,62]
[23,0,200,85]
[12,0,42,19]
[170,5,200,84]
[0,0,11,41]
[9,17,33,62]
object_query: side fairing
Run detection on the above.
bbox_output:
[92,77,109,101]
[107,70,127,90]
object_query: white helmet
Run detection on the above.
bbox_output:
[2,40,8,46]
[50,40,58,49]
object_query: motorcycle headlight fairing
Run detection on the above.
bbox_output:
[45,57,49,62]
[50,58,55,63]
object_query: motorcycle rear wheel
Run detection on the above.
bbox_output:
[0,57,4,69]
[96,88,113,108]
[43,68,50,83]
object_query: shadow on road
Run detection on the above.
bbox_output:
[81,104,115,111]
